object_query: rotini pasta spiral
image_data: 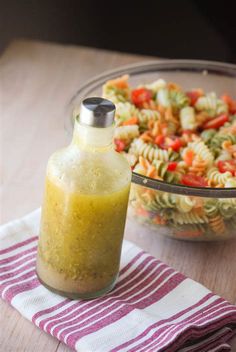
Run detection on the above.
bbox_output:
[114,125,139,142]
[180,106,197,130]
[115,102,139,126]
[129,138,178,162]
[164,107,180,134]
[102,75,130,103]
[207,167,232,187]
[156,88,171,108]
[215,150,233,162]
[176,196,196,213]
[138,109,161,130]
[200,129,217,145]
[214,133,236,147]
[103,87,128,103]
[152,160,180,183]
[204,199,227,236]
[188,140,214,166]
[195,92,228,117]
[169,89,189,110]
[170,211,208,225]
[210,133,236,156]
[144,79,167,93]
[204,199,218,217]
[157,88,189,111]
[218,198,236,218]
[150,193,177,210]
[133,157,159,179]
[189,155,207,176]
[151,160,169,179]
[209,215,226,234]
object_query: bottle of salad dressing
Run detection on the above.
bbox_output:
[36,98,131,299]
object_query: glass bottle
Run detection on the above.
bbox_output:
[36,98,131,299]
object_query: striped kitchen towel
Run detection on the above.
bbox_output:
[1,210,236,352]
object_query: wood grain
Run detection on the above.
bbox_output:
[1,39,236,351]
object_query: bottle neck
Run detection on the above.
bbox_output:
[71,118,114,151]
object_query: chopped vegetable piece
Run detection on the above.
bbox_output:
[131,88,153,108]
[154,135,165,146]
[181,174,208,187]
[122,116,139,126]
[218,160,236,176]
[183,149,195,166]
[114,139,126,152]
[157,136,183,152]
[167,162,178,171]
[202,114,229,129]
[167,137,183,152]
[186,90,203,106]
[221,94,236,114]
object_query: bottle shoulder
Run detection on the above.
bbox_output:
[47,145,131,194]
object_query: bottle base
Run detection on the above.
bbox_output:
[36,271,117,300]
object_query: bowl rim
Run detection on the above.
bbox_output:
[131,172,236,198]
[67,59,236,198]
[69,59,236,105]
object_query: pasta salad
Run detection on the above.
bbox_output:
[102,75,236,239]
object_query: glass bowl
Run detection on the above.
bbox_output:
[66,60,236,241]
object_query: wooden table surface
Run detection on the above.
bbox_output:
[1,39,236,352]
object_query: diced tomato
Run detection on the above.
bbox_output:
[131,88,153,108]
[122,116,139,126]
[181,174,208,187]
[157,136,183,152]
[114,139,126,152]
[167,162,178,171]
[202,114,229,130]
[174,229,203,238]
[167,137,183,152]
[186,90,203,106]
[218,160,236,176]
[221,94,236,114]
[136,207,149,217]
[152,215,166,225]
[183,149,194,166]
[154,135,165,146]
[182,129,193,135]
[155,134,183,152]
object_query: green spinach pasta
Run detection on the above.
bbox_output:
[101,75,236,240]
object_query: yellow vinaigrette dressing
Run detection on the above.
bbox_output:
[36,98,131,299]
